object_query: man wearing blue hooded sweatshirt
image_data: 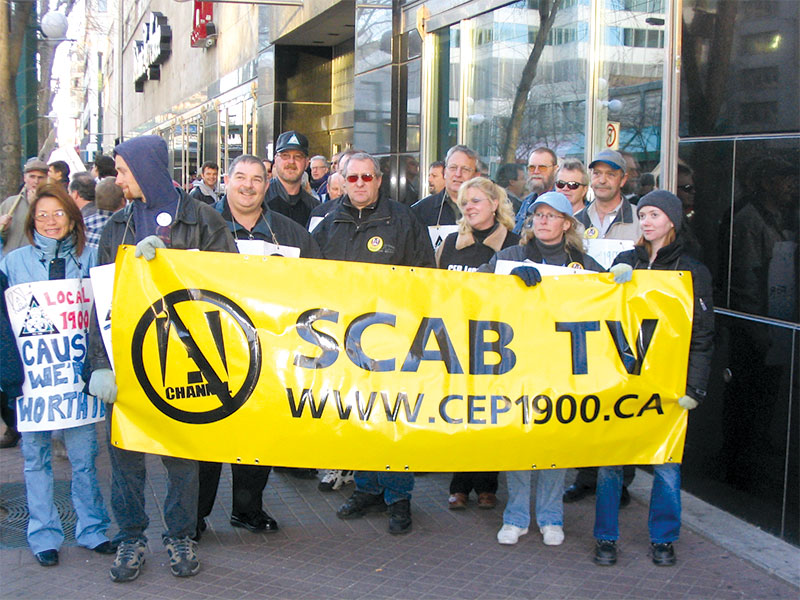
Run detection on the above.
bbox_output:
[87,135,236,583]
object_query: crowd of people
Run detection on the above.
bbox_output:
[0,131,714,582]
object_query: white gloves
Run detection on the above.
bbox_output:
[89,368,117,404]
[678,395,699,410]
[134,235,166,261]
[610,263,633,284]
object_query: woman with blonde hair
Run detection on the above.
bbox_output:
[435,177,520,511]
[436,177,520,272]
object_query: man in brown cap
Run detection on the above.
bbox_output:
[0,158,49,255]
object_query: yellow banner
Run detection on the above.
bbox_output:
[110,247,692,471]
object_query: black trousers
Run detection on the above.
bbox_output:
[198,461,272,519]
[1,391,16,430]
[574,465,635,488]
[449,471,499,495]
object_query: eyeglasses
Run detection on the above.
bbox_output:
[346,173,375,183]
[446,165,476,175]
[276,151,305,162]
[678,184,695,194]
[34,209,67,221]
[527,164,555,174]
[533,212,565,221]
[556,180,586,191]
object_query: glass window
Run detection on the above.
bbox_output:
[680,0,799,136]
[355,7,393,75]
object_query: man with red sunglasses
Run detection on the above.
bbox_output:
[311,152,434,535]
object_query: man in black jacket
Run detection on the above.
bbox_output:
[189,161,219,205]
[312,152,434,535]
[266,131,319,226]
[411,144,479,228]
[88,135,236,584]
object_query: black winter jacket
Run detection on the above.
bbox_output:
[312,196,435,267]
[215,198,321,258]
[437,224,520,271]
[612,238,714,401]
[88,192,237,373]
[265,177,319,227]
[410,190,458,226]
[0,271,23,397]
[483,239,605,273]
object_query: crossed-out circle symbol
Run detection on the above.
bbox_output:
[131,289,261,424]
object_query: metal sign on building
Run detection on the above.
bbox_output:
[134,12,172,92]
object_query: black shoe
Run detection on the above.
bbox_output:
[275,467,318,480]
[336,491,387,519]
[230,510,279,533]
[563,483,594,503]
[388,499,412,535]
[620,486,631,508]
[35,549,59,567]
[92,541,117,554]
[593,540,617,566]
[0,428,20,449]
[651,542,676,566]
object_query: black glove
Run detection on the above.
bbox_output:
[510,266,542,287]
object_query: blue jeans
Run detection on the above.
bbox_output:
[106,409,198,543]
[502,469,566,529]
[594,463,681,543]
[22,424,110,554]
[354,471,414,505]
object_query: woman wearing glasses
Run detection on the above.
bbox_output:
[480,191,603,547]
[554,159,590,215]
[434,177,519,511]
[0,184,111,566]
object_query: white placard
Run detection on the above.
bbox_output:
[90,263,116,371]
[235,239,301,258]
[495,259,597,276]
[4,278,105,431]
[583,238,635,270]
[427,225,459,250]
[308,216,324,233]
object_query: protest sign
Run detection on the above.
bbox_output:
[110,247,692,471]
[5,279,105,431]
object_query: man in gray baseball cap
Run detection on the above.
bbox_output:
[0,158,49,255]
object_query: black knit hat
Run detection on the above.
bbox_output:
[637,189,683,232]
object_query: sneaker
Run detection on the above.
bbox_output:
[336,491,387,519]
[333,470,354,490]
[388,498,412,535]
[540,525,564,546]
[163,536,200,578]
[109,540,146,583]
[318,469,355,492]
[594,539,617,566]
[651,542,676,566]
[497,523,528,545]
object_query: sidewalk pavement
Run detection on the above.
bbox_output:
[1,428,798,599]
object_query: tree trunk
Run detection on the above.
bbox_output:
[500,0,562,163]
[0,1,33,199]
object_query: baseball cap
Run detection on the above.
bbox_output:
[24,158,49,174]
[531,191,573,216]
[275,131,309,155]
[588,149,626,172]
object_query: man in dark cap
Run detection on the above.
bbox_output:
[87,135,236,583]
[265,131,319,227]
[0,158,49,255]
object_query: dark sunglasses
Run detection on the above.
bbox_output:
[555,180,586,190]
[346,173,375,183]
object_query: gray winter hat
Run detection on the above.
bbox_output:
[637,189,683,232]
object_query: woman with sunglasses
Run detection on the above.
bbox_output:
[434,177,519,511]
[593,190,714,567]
[0,184,112,567]
[480,191,603,547]
[554,159,589,215]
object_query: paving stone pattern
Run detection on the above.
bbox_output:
[1,430,797,599]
